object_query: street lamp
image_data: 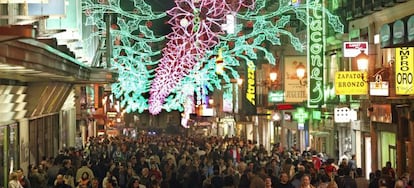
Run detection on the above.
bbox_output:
[269,69,278,82]
[296,62,306,86]
[356,50,369,71]
[237,78,243,85]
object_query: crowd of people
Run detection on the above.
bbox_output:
[7,133,413,188]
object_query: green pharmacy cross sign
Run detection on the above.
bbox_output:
[293,107,309,124]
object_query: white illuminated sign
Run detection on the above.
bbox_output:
[334,107,357,123]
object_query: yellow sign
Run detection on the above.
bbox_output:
[335,71,368,95]
[395,47,414,95]
[246,61,256,105]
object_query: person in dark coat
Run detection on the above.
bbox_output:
[274,172,294,188]
[29,166,46,188]
[238,168,250,188]
[211,165,223,188]
[338,167,357,188]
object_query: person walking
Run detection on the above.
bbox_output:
[247,168,265,188]
[355,168,368,188]
[9,171,23,188]
[300,174,316,188]
[16,168,31,188]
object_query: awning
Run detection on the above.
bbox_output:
[0,35,117,83]
[0,23,118,84]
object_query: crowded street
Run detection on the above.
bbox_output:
[1,0,414,188]
[11,132,409,188]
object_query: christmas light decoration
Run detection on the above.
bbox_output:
[82,0,344,115]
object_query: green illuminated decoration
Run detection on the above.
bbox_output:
[312,110,321,120]
[293,107,309,124]
[82,0,344,114]
[307,0,325,108]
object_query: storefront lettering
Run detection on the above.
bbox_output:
[246,61,256,105]
[396,48,413,84]
[308,3,324,107]
[336,72,363,79]
[395,47,414,95]
[337,81,366,87]
[285,91,306,98]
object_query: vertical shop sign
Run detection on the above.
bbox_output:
[243,61,257,115]
[307,0,325,108]
[395,47,414,95]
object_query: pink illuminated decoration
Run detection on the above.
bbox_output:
[148,0,253,114]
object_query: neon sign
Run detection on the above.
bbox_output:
[307,0,325,108]
[293,107,309,124]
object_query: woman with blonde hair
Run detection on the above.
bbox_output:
[9,171,23,188]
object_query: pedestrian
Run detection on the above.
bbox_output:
[16,168,31,188]
[9,171,23,188]
[264,176,273,188]
[355,168,368,188]
[300,174,316,188]
[29,165,47,188]
[338,167,357,188]
[54,174,72,188]
[247,168,265,188]
[274,172,294,188]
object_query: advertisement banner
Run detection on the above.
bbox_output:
[335,71,368,95]
[242,61,257,115]
[284,56,307,103]
[307,0,325,108]
[395,47,414,95]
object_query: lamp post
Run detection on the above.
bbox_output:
[272,111,282,143]
[355,50,377,174]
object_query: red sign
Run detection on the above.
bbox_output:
[343,42,368,57]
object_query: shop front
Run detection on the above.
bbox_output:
[0,122,19,188]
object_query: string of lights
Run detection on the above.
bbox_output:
[82,0,344,115]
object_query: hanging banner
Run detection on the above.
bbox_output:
[307,0,325,108]
[370,75,389,96]
[242,61,257,115]
[222,83,234,113]
[284,56,307,102]
[395,47,414,95]
[335,71,368,95]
